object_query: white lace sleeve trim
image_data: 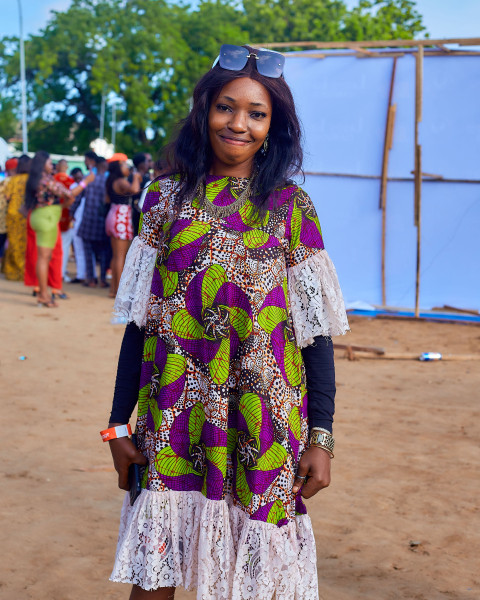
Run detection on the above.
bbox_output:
[110,490,319,599]
[113,236,157,327]
[288,249,349,347]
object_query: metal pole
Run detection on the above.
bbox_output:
[111,103,116,150]
[18,0,28,153]
[99,93,105,139]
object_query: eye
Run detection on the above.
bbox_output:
[216,103,232,112]
[250,111,267,120]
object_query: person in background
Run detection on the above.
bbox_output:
[130,153,152,236]
[69,167,91,283]
[54,159,75,284]
[84,150,98,174]
[105,153,141,298]
[0,158,18,271]
[25,151,93,307]
[70,168,84,188]
[3,155,31,280]
[74,156,110,288]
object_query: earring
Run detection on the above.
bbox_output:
[262,134,269,154]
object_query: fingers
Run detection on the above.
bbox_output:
[301,475,328,499]
[133,451,148,466]
[292,469,309,495]
[293,446,332,498]
[118,467,130,491]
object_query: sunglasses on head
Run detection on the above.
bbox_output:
[212,44,285,78]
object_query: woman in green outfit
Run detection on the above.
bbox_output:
[25,151,93,307]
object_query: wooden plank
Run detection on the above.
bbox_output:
[333,344,385,355]
[415,143,422,317]
[380,57,398,307]
[410,170,444,179]
[260,37,480,49]
[303,171,480,184]
[441,305,480,316]
[286,51,405,59]
[285,50,480,59]
[414,45,424,319]
[340,351,480,361]
[375,314,480,326]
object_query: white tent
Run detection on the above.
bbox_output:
[0,137,16,170]
[277,38,480,313]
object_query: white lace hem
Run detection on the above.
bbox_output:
[288,250,349,347]
[113,236,157,327]
[110,490,319,600]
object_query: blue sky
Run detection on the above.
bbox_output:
[1,0,480,40]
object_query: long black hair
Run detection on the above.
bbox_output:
[25,151,49,210]
[16,154,31,175]
[106,160,125,198]
[165,45,303,215]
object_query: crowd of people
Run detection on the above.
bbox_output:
[0,149,163,307]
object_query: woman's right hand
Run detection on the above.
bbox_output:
[108,428,148,490]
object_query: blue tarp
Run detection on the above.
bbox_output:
[284,50,480,311]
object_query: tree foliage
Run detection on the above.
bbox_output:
[0,0,425,155]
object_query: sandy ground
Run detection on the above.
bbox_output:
[1,275,479,600]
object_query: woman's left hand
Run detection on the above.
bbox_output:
[292,446,331,498]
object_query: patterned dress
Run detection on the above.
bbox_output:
[112,175,348,600]
[3,174,28,281]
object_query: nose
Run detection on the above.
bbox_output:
[228,110,247,133]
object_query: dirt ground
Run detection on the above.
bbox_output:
[1,275,479,600]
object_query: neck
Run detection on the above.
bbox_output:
[209,158,254,179]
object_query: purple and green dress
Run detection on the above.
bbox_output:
[111,175,349,599]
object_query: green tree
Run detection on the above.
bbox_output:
[242,0,425,44]
[0,0,425,155]
[0,97,18,141]
[341,0,426,41]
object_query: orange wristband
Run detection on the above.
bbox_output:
[100,423,132,442]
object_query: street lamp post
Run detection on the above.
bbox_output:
[17,0,28,153]
[111,103,116,150]
[99,92,106,139]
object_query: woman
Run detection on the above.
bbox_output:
[3,155,31,280]
[105,154,142,297]
[104,45,349,600]
[24,151,92,307]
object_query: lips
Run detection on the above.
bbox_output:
[219,135,252,146]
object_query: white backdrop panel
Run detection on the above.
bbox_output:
[302,175,383,306]
[286,51,480,310]
[285,54,393,175]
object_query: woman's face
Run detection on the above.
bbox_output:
[120,161,130,177]
[44,157,53,174]
[208,77,272,177]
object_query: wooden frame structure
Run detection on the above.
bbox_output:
[259,38,480,317]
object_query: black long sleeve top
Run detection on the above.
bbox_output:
[110,323,336,433]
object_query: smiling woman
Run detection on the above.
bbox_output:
[208,78,272,176]
[105,45,349,600]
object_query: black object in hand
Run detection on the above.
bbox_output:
[128,433,148,506]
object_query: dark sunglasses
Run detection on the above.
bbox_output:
[212,44,285,78]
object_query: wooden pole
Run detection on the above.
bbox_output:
[380,57,398,307]
[414,46,424,317]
